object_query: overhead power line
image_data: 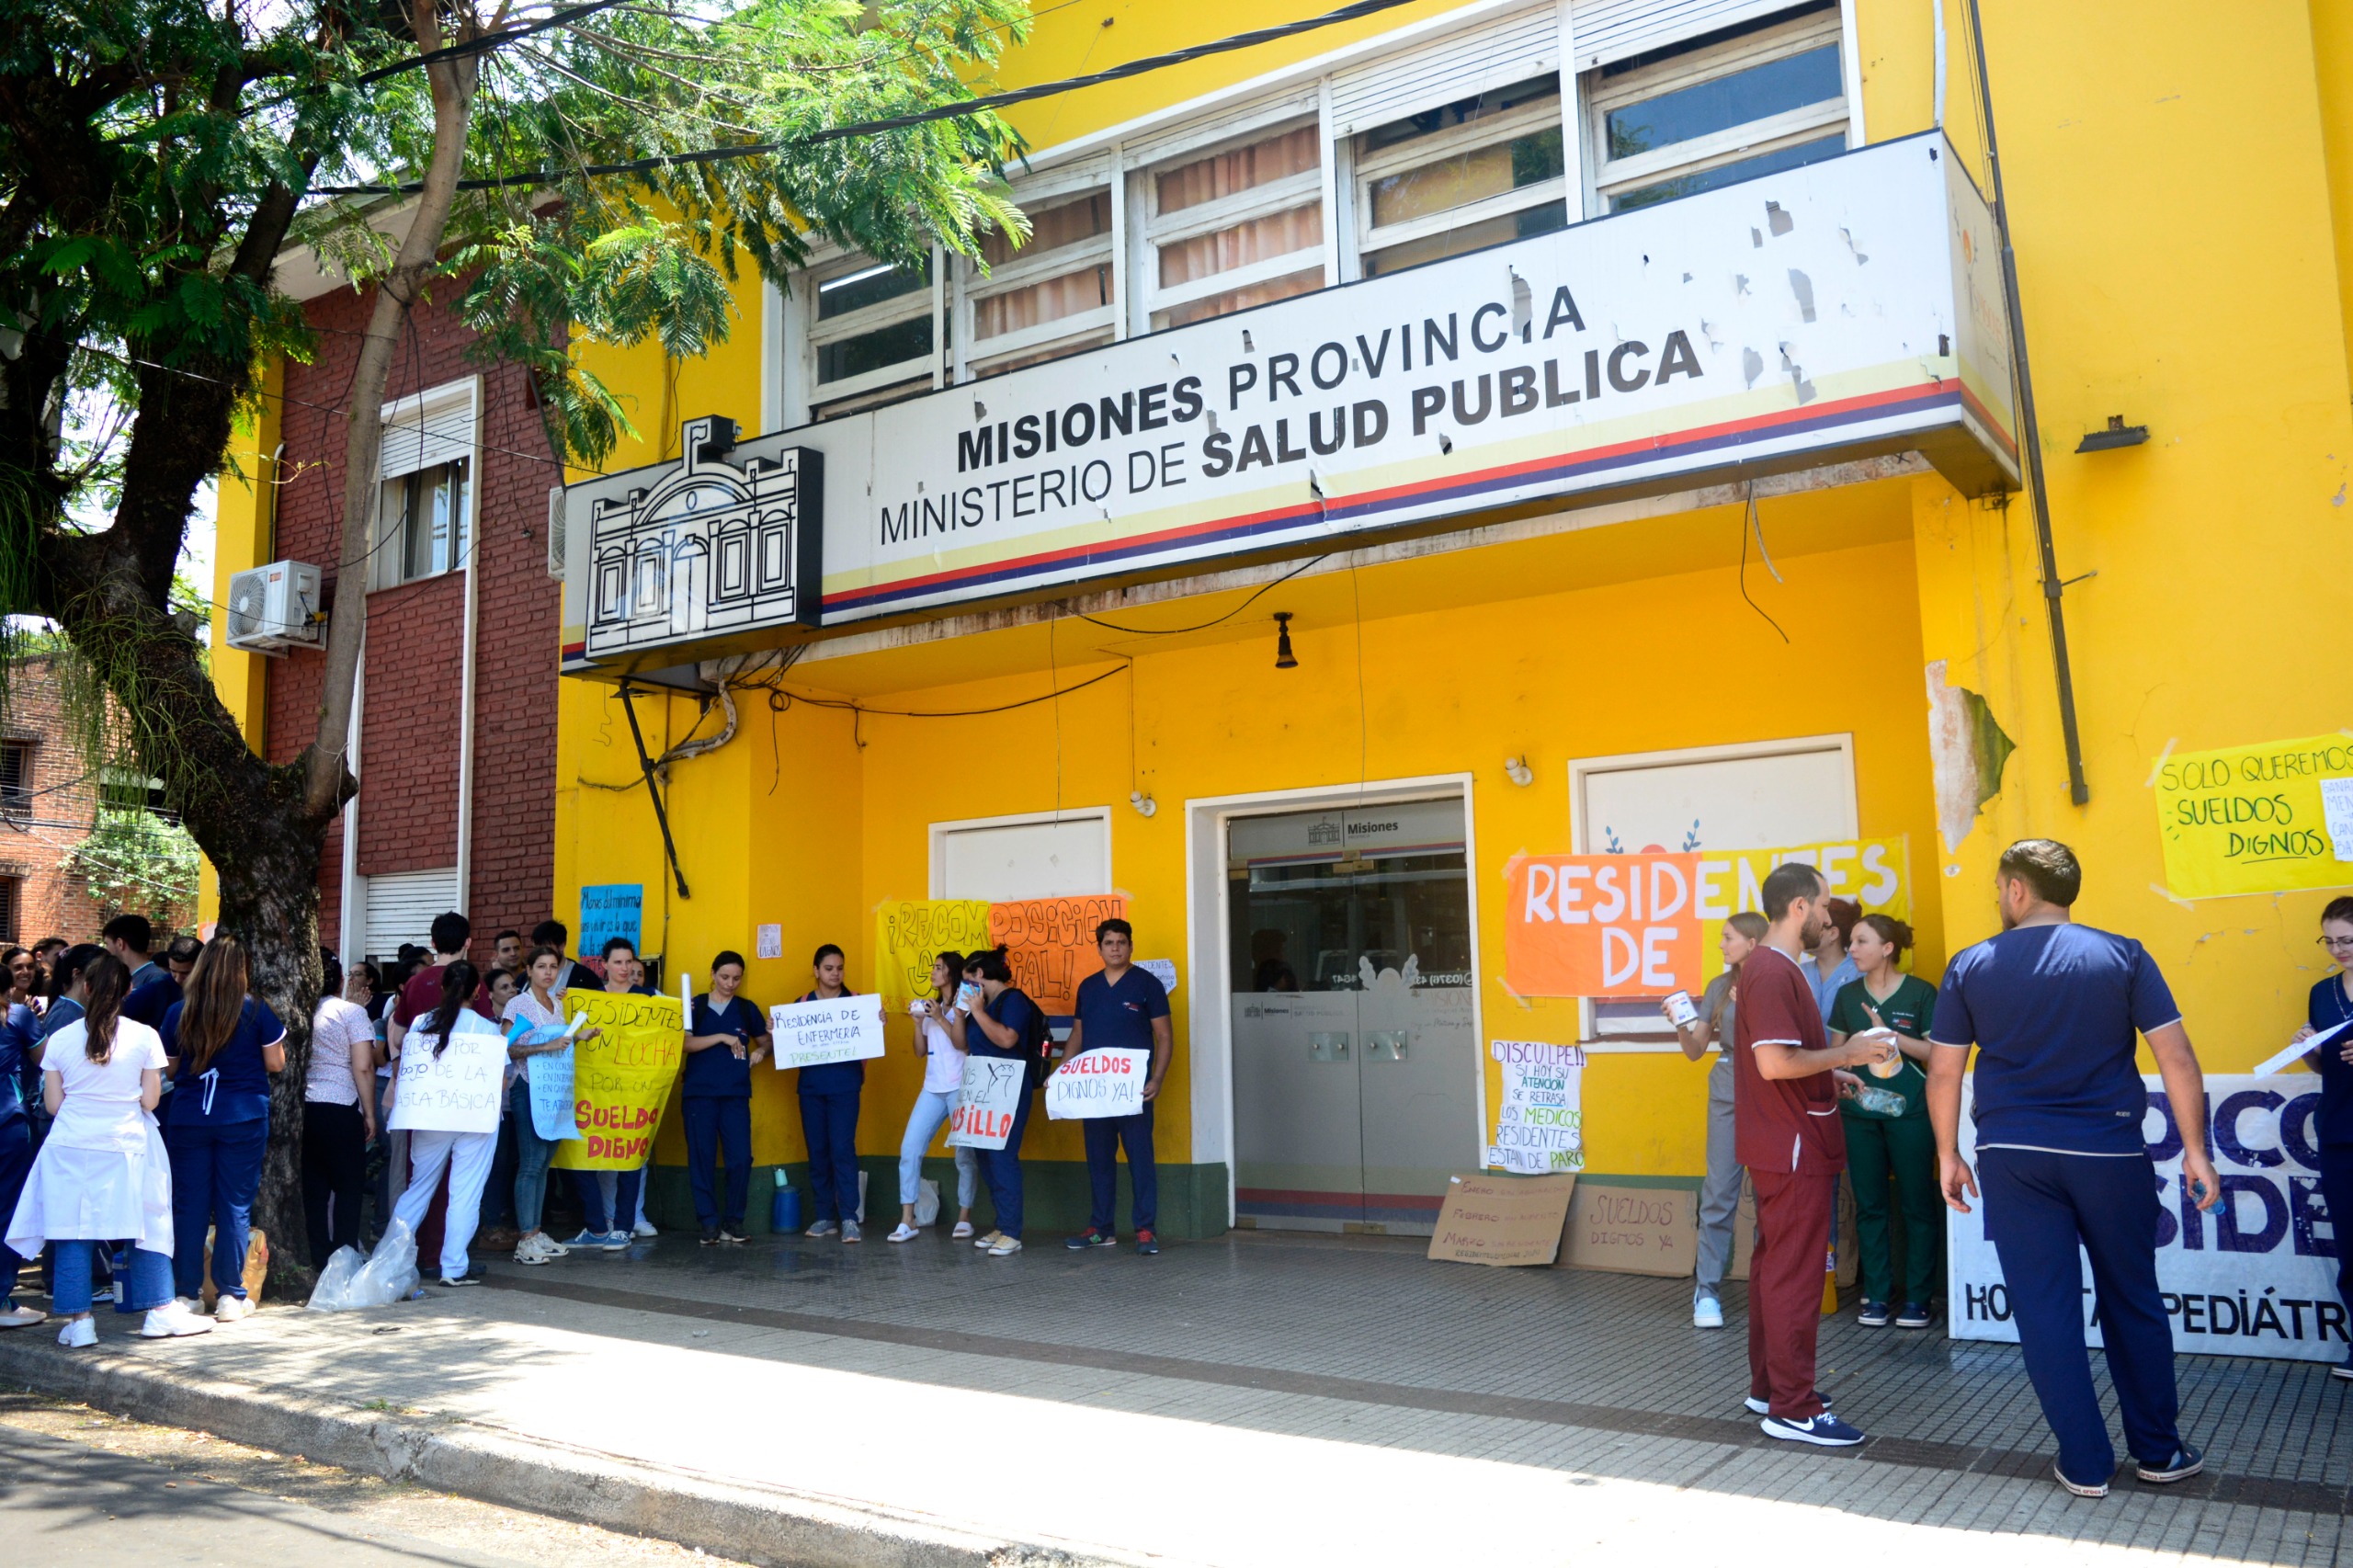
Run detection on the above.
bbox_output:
[314,0,1430,196]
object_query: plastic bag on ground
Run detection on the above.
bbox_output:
[307,1220,421,1312]
[914,1177,940,1228]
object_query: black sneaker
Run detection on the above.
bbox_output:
[699,1228,722,1246]
[1857,1300,1891,1327]
[2135,1444,2203,1485]
[1895,1301,1933,1329]
[1135,1229,1160,1256]
[437,1271,483,1289]
[1064,1229,1117,1251]
[719,1228,747,1245]
[1760,1412,1866,1447]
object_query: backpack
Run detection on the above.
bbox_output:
[998,987,1053,1078]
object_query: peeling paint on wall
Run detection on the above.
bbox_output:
[1927,658,2018,853]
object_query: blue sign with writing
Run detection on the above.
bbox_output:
[578,883,642,960]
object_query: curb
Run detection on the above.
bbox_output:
[0,1332,1117,1568]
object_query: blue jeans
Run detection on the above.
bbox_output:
[1084,1101,1157,1234]
[508,1079,558,1233]
[683,1096,752,1230]
[0,1117,28,1307]
[52,1242,174,1314]
[799,1089,862,1224]
[978,1078,1034,1239]
[165,1114,268,1301]
[897,1090,977,1209]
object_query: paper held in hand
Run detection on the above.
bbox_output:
[947,1056,1027,1150]
[2255,1016,2353,1076]
[1046,1047,1150,1119]
[388,1017,506,1134]
[767,993,886,1071]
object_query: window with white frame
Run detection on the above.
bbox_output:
[1140,121,1325,332]
[1586,3,1847,215]
[1353,74,1567,278]
[374,381,475,590]
[807,254,937,418]
[965,187,1116,377]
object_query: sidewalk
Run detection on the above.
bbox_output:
[2,1227,2345,1567]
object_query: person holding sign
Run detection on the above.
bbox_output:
[1927,840,2217,1496]
[948,949,1044,1257]
[683,950,768,1245]
[390,961,507,1288]
[502,946,578,1265]
[2290,896,2353,1381]
[1662,911,1767,1330]
[567,938,654,1251]
[1826,915,1941,1332]
[160,935,286,1321]
[1060,918,1171,1256]
[891,950,978,1244]
[1733,864,1893,1449]
[792,944,866,1243]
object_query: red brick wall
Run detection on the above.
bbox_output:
[262,280,564,951]
[0,654,104,944]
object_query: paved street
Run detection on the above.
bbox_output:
[6,1225,2346,1565]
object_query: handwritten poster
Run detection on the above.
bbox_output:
[946,1056,1027,1151]
[577,883,642,959]
[387,1018,506,1133]
[768,993,887,1072]
[550,988,685,1171]
[875,899,993,1006]
[990,895,1126,1015]
[1486,1040,1585,1174]
[2154,734,2353,898]
[1045,1047,1150,1120]
[1695,835,1911,981]
[1504,853,1701,997]
[524,1041,582,1142]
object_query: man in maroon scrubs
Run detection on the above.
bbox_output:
[1733,862,1896,1446]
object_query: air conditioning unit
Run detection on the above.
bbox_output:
[222,560,323,653]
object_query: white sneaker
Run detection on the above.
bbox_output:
[211,1295,253,1324]
[514,1233,551,1266]
[951,1221,974,1240]
[0,1303,47,1329]
[58,1317,97,1348]
[142,1302,214,1338]
[539,1234,571,1257]
[887,1222,918,1243]
[987,1235,1023,1256]
[632,1219,659,1239]
[973,1230,1002,1250]
[1693,1296,1724,1329]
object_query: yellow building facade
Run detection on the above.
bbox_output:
[218,0,2353,1238]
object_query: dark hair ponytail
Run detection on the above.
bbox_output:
[1858,913,1915,961]
[82,953,131,1062]
[965,947,1012,984]
[426,960,480,1053]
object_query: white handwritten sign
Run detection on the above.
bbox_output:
[1045,1047,1150,1120]
[947,1056,1027,1151]
[1487,1040,1586,1175]
[388,1017,506,1133]
[768,993,886,1072]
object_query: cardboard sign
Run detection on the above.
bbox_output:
[550,988,685,1171]
[387,1018,506,1133]
[1044,1047,1150,1120]
[1427,1173,1580,1267]
[1559,1184,1698,1276]
[2153,734,2353,899]
[989,894,1127,1016]
[946,1055,1027,1151]
[768,993,887,1071]
[1505,853,1701,997]
[875,899,994,1006]
[1949,1075,2347,1361]
[1486,1040,1585,1174]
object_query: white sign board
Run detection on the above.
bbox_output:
[768,993,886,1071]
[1949,1074,2347,1363]
[947,1056,1028,1151]
[388,1018,506,1133]
[1487,1040,1586,1174]
[1137,959,1177,995]
[1045,1047,1151,1120]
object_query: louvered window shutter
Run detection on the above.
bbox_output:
[362,867,461,961]
[1566,0,1815,72]
[381,388,476,482]
[1330,3,1563,139]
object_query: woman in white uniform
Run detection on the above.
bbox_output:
[6,954,211,1344]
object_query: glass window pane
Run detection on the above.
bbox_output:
[1155,125,1320,216]
[1607,133,1844,212]
[815,259,928,321]
[1362,200,1566,278]
[1368,125,1563,230]
[1360,76,1558,154]
[1154,267,1322,331]
[974,264,1111,341]
[1157,203,1322,290]
[400,476,434,582]
[1604,43,1842,162]
[816,314,934,383]
[981,192,1109,268]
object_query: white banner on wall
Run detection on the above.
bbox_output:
[1949,1074,2347,1364]
[1486,1040,1586,1175]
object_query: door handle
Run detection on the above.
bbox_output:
[1366,1031,1408,1062]
[1310,1032,1350,1061]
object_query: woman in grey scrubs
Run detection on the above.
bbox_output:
[1664,911,1768,1329]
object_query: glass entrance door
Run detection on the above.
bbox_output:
[1226,800,1477,1233]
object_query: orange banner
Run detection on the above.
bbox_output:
[1505,853,1703,998]
[988,894,1128,1016]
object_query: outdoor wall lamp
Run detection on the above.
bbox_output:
[2075,415,2148,452]
[1273,611,1298,670]
[1130,790,1157,818]
[1504,756,1535,788]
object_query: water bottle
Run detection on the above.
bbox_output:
[1853,1085,1908,1118]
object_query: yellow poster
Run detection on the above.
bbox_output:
[549,988,685,1171]
[1696,835,1912,981]
[2153,733,2353,899]
[874,899,994,1007]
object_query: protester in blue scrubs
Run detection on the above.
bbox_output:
[0,951,41,1328]
[2294,895,2353,1381]
[947,948,1041,1257]
[1059,918,1171,1256]
[123,934,199,1029]
[160,934,287,1320]
[683,950,767,1244]
[793,944,866,1243]
[1926,840,2216,1497]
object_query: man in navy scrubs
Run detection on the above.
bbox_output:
[1927,839,2218,1498]
[1060,919,1172,1256]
